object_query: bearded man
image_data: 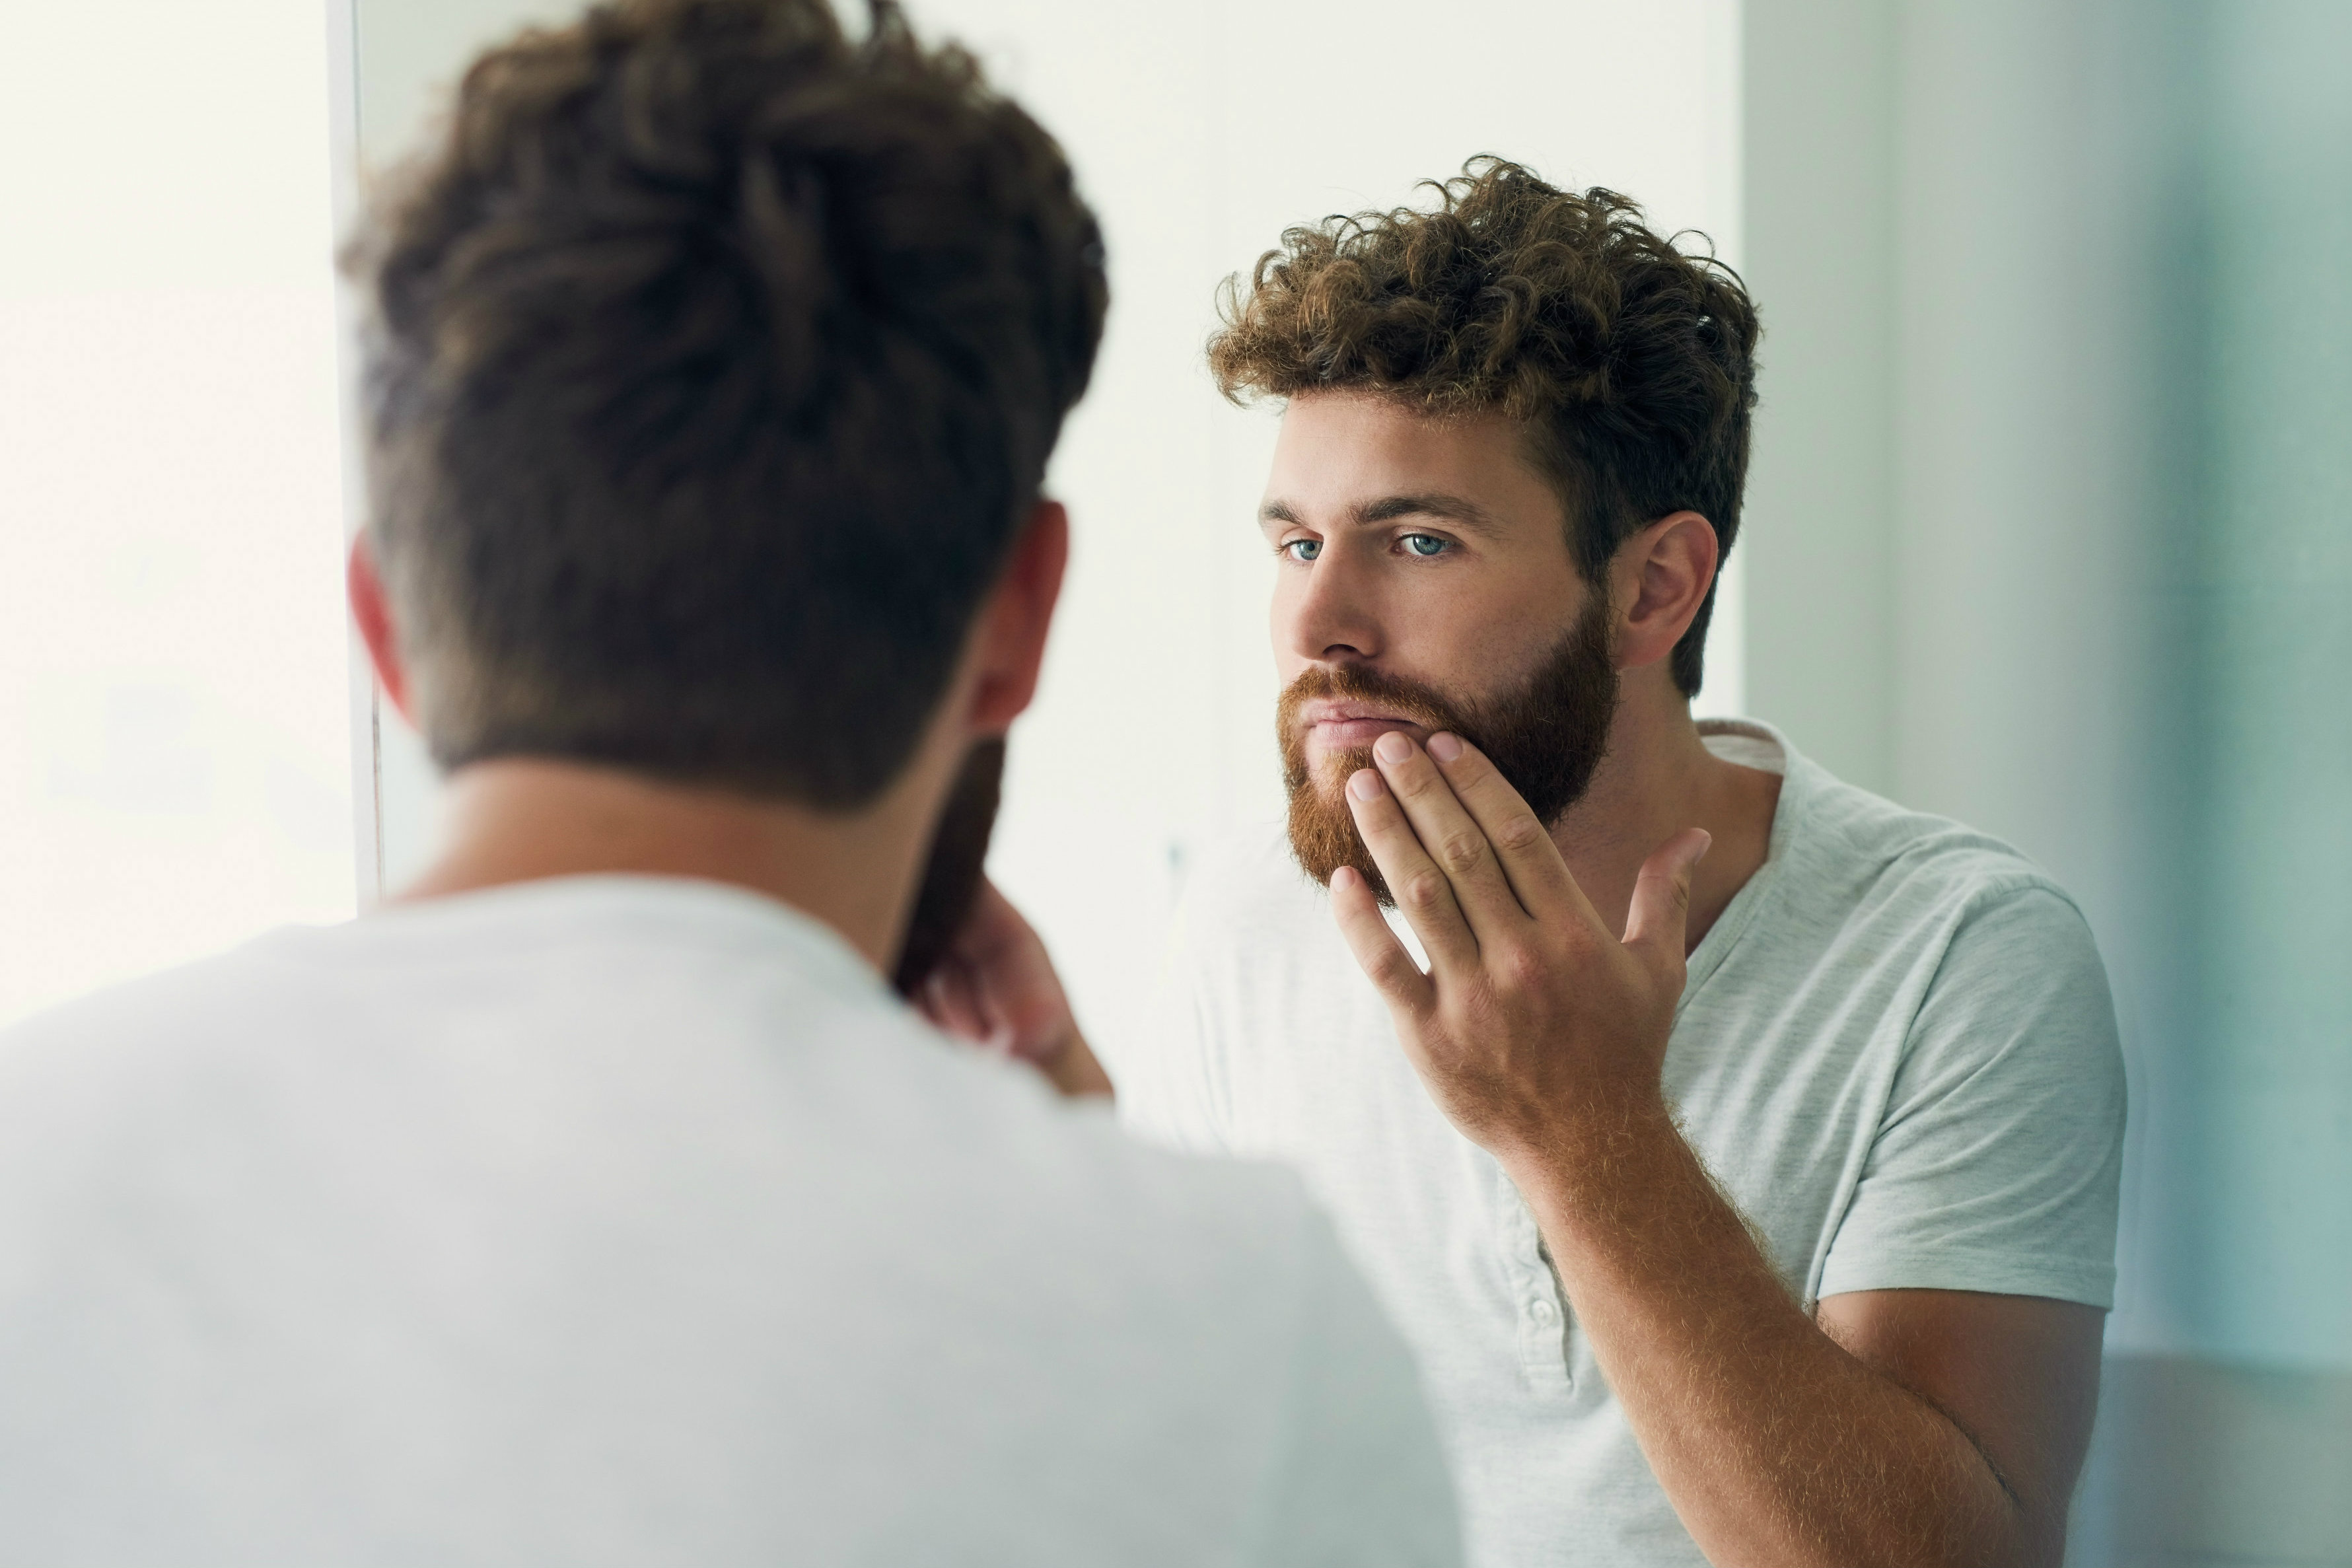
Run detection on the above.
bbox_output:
[929,160,2126,1567]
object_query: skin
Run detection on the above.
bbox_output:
[349,500,1108,1098]
[944,392,2102,1565]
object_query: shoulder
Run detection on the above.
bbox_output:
[0,929,324,1114]
[0,916,1353,1392]
[877,1008,1336,1280]
[1730,745,2118,1068]
[1769,760,2118,1087]
[1779,755,2093,948]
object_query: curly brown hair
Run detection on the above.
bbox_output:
[347,0,1105,808]
[1209,159,1759,696]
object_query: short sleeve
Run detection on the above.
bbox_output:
[1242,1205,1464,1567]
[1104,896,1234,1157]
[1818,884,2125,1307]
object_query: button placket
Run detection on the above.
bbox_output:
[1496,1167,1573,1391]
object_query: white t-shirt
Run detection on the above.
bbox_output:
[0,876,1460,1567]
[1108,721,2126,1568]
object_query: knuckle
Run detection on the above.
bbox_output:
[1403,871,1449,910]
[1497,945,1548,989]
[1493,812,1547,855]
[1437,831,1487,873]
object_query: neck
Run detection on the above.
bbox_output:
[394,758,941,971]
[1552,675,1782,950]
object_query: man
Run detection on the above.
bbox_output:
[936,163,2125,1567]
[0,3,1460,1561]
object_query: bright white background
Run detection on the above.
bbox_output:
[0,1,355,1028]
[351,0,1746,1063]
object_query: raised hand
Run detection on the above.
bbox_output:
[915,878,1114,1099]
[1329,729,1709,1164]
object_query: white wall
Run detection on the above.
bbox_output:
[0,1,355,1027]
[1740,0,1894,795]
[347,0,1748,1062]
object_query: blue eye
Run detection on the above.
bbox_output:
[1284,538,1323,562]
[1402,534,1449,557]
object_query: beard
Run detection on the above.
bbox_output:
[891,736,1005,997]
[1279,594,1619,906]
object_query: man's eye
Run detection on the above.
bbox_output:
[1402,534,1449,557]
[1284,539,1323,562]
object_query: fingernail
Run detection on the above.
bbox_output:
[1348,767,1385,801]
[1330,865,1360,890]
[1428,732,1463,763]
[1375,731,1413,764]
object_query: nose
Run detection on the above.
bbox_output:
[1275,542,1384,666]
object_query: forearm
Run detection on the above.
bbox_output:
[1508,1100,2034,1568]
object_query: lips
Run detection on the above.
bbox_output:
[1277,664,1463,783]
[1299,701,1433,753]
[1298,699,1421,727]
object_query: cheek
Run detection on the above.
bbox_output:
[1462,563,1583,647]
[1408,585,1581,695]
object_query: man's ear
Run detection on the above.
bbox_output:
[347,532,417,725]
[965,499,1069,734]
[1610,510,1719,674]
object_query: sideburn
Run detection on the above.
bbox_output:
[1279,594,1619,906]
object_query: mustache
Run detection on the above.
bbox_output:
[1275,598,1621,908]
[1275,664,1471,783]
[1275,663,1475,909]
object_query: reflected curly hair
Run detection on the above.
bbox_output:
[1209,159,1759,696]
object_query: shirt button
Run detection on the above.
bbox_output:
[1529,1297,1557,1325]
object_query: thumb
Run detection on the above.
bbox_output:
[1621,828,1713,970]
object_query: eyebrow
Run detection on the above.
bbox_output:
[1258,492,1508,536]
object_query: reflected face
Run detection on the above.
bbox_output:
[1262,395,1618,900]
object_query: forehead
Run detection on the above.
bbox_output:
[1264,393,1562,524]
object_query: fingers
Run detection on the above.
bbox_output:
[1343,758,1481,973]
[1366,731,1536,943]
[1422,732,1591,925]
[919,958,993,1044]
[1328,865,1435,1018]
[1621,828,1713,976]
[1039,1032,1117,1099]
[947,878,1033,968]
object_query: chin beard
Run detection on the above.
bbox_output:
[892,737,1005,997]
[1279,596,1618,906]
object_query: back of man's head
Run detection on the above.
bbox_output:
[347,0,1106,809]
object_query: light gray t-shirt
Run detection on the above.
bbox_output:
[1108,720,2125,1568]
[0,876,1460,1567]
